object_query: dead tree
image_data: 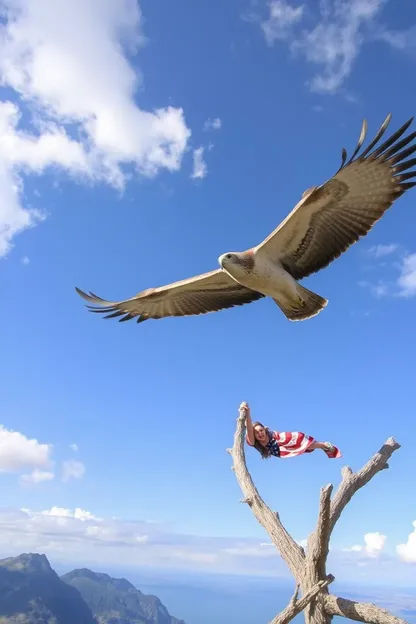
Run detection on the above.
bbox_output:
[227,403,407,624]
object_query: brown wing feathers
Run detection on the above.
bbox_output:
[282,114,416,280]
[338,113,416,191]
[75,113,416,326]
[75,283,264,324]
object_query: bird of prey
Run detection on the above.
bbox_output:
[76,113,416,324]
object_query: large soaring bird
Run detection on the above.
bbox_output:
[76,114,416,324]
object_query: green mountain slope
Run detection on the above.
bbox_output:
[0,553,97,624]
[61,568,185,624]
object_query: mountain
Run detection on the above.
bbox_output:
[61,568,185,624]
[0,554,185,624]
[0,553,98,623]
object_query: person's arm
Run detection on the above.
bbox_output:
[240,401,255,445]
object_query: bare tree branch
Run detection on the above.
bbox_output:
[307,484,333,580]
[270,576,334,624]
[229,405,305,578]
[229,403,403,624]
[329,438,400,535]
[324,595,409,624]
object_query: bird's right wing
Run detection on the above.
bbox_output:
[75,268,264,324]
[255,114,416,280]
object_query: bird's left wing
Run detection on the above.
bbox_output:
[255,114,416,280]
[75,268,264,324]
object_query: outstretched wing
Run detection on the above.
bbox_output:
[256,114,416,280]
[75,269,264,323]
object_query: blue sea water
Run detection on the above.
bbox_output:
[55,562,416,624]
[125,570,416,624]
[138,578,295,624]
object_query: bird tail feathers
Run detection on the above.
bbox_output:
[273,284,328,322]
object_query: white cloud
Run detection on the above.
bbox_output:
[221,545,277,557]
[343,544,363,552]
[292,0,384,94]
[0,425,52,473]
[363,532,386,557]
[69,443,78,452]
[40,506,101,522]
[0,505,289,574]
[344,532,386,558]
[191,146,207,180]
[397,253,416,298]
[254,0,411,95]
[261,0,304,45]
[371,281,389,298]
[62,459,85,482]
[397,521,416,563]
[0,505,414,580]
[0,0,191,256]
[372,24,416,55]
[19,469,55,485]
[21,255,30,264]
[358,279,389,298]
[204,117,222,131]
[360,249,416,299]
[368,244,399,259]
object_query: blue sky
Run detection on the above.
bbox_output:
[1,0,416,588]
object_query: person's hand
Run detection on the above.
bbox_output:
[239,401,250,416]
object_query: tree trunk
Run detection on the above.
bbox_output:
[228,402,406,624]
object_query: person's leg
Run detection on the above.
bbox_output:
[309,441,335,453]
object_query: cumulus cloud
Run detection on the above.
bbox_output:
[397,253,416,297]
[61,459,85,482]
[191,146,207,180]
[261,0,304,45]
[367,243,399,259]
[221,543,278,557]
[203,117,222,131]
[255,0,412,94]
[0,505,288,574]
[0,0,191,255]
[396,521,416,563]
[19,469,55,485]
[0,425,87,485]
[359,250,416,299]
[1,505,414,578]
[0,425,52,473]
[358,279,390,298]
[39,506,101,522]
[343,532,386,558]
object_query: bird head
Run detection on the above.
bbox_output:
[218,251,255,277]
[218,252,240,271]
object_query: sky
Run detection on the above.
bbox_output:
[1,0,416,594]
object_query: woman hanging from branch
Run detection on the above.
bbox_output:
[241,402,342,460]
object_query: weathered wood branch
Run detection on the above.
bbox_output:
[329,437,400,536]
[307,484,333,579]
[269,576,334,624]
[229,405,305,578]
[324,595,408,624]
[229,401,404,624]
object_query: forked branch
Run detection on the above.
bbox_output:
[228,404,305,578]
[324,595,408,624]
[229,402,405,624]
[270,576,334,624]
[328,437,400,535]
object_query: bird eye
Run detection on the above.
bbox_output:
[226,254,233,259]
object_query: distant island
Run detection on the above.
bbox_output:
[0,552,185,624]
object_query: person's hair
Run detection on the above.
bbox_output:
[251,421,273,459]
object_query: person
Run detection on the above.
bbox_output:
[240,402,341,460]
